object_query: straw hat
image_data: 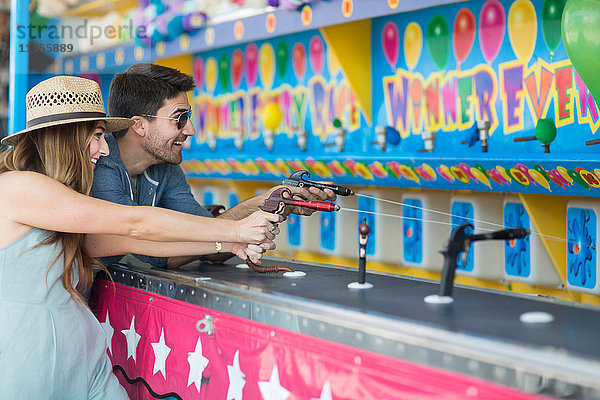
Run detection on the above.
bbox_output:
[1,76,134,146]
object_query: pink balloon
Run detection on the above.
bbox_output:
[382,21,399,70]
[245,43,258,87]
[193,56,203,90]
[478,0,506,64]
[292,42,306,81]
[231,49,244,89]
[309,36,324,75]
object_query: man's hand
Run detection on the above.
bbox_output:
[264,184,337,217]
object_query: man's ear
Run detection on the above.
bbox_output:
[130,116,147,137]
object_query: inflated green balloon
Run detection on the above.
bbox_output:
[218,54,230,91]
[535,118,557,145]
[276,41,289,79]
[426,14,450,70]
[542,0,565,55]
[562,0,600,107]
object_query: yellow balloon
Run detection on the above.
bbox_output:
[205,57,218,93]
[262,103,282,131]
[471,168,492,189]
[557,166,573,183]
[259,43,275,90]
[403,22,422,71]
[496,165,512,182]
[529,169,551,191]
[508,0,537,63]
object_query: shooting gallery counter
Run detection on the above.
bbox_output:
[92,258,600,400]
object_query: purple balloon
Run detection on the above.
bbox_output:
[478,0,506,64]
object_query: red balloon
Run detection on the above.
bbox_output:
[231,49,244,89]
[478,0,506,64]
[382,21,399,70]
[193,57,203,90]
[453,8,476,65]
[292,43,306,81]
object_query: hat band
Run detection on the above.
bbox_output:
[26,111,107,129]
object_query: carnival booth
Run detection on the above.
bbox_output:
[9,0,600,398]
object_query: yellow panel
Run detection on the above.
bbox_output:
[157,54,193,76]
[518,193,579,302]
[321,20,372,124]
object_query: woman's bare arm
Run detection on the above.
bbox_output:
[0,171,281,243]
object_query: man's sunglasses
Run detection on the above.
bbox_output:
[141,109,192,130]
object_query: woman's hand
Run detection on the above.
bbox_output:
[236,210,282,243]
[231,241,276,264]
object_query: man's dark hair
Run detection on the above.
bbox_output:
[108,63,196,138]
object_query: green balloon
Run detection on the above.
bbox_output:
[535,118,557,145]
[542,0,565,54]
[218,54,230,91]
[276,41,289,79]
[562,0,600,108]
[426,14,450,70]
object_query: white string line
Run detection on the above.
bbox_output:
[347,193,573,245]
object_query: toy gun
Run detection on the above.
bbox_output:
[259,187,340,214]
[282,170,354,196]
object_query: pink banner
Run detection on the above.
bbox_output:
[91,279,550,400]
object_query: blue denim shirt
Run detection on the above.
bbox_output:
[91,133,212,267]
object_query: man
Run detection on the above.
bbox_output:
[92,63,335,268]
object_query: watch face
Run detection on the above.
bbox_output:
[215,241,223,252]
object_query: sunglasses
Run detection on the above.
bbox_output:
[141,109,192,130]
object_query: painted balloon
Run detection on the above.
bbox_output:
[205,57,218,93]
[508,0,537,63]
[382,21,399,71]
[309,35,325,75]
[426,14,450,70]
[245,43,259,87]
[218,54,230,91]
[276,41,289,79]
[563,0,600,108]
[231,49,244,89]
[292,42,307,81]
[259,43,275,90]
[193,56,203,90]
[453,8,476,66]
[542,0,565,60]
[478,0,505,64]
[404,22,423,71]
[262,102,282,131]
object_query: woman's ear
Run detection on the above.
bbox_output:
[130,116,147,137]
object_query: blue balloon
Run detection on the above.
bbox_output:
[385,126,401,145]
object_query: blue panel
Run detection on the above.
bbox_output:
[321,212,336,251]
[567,208,597,289]
[228,192,239,208]
[357,196,376,255]
[504,203,531,278]
[203,191,214,205]
[287,214,301,247]
[451,202,474,272]
[402,198,423,264]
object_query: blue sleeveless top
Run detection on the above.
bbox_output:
[0,228,128,399]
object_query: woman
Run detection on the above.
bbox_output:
[0,76,281,399]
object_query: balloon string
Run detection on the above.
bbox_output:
[350,193,572,245]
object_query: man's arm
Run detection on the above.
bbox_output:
[218,184,337,220]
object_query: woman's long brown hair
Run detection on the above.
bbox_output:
[0,121,103,305]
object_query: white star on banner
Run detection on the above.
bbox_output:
[311,381,333,400]
[121,316,141,362]
[151,328,171,379]
[100,310,114,356]
[226,350,246,400]
[258,365,290,400]
[187,337,209,393]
